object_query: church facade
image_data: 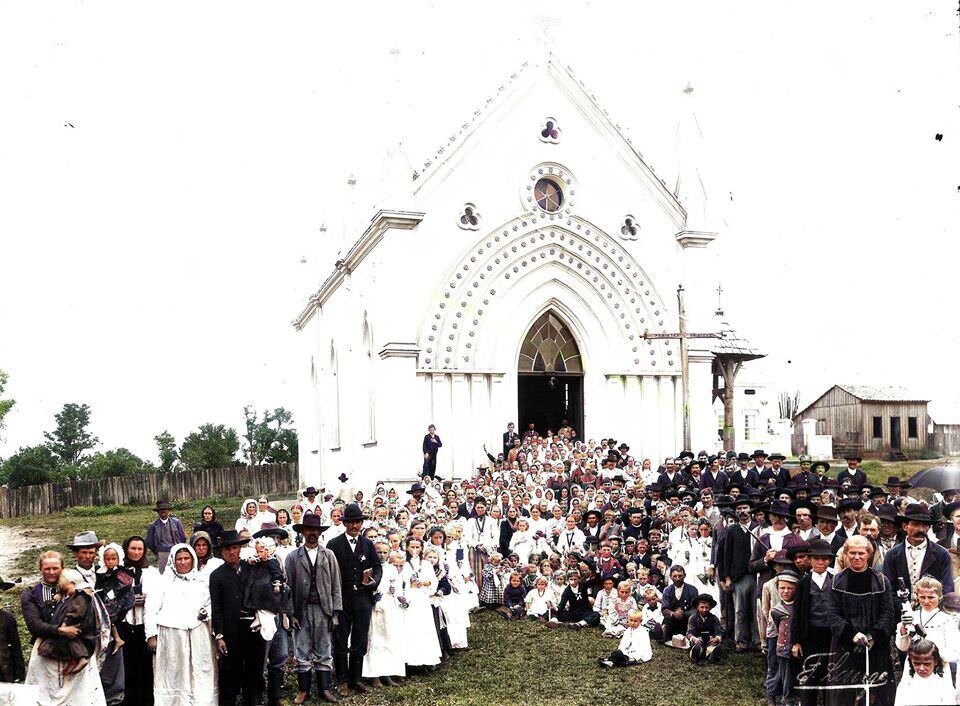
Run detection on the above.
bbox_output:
[294,56,724,491]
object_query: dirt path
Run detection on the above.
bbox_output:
[0,524,52,581]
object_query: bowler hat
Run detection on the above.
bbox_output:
[341,503,368,522]
[67,531,100,550]
[767,500,791,518]
[406,482,426,495]
[752,449,767,458]
[694,593,717,609]
[806,539,834,558]
[884,477,901,488]
[216,530,250,548]
[303,486,319,496]
[875,504,897,523]
[678,450,694,461]
[292,513,329,533]
[837,498,863,513]
[897,505,934,525]
[786,541,811,559]
[768,453,786,462]
[253,522,290,540]
[582,509,602,523]
[815,506,839,524]
[737,452,750,462]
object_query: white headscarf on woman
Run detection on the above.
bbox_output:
[97,543,125,573]
[164,543,201,582]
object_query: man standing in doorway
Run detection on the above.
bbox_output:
[327,504,382,696]
[422,424,442,479]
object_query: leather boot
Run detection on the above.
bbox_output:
[317,671,339,703]
[349,661,371,693]
[293,672,311,705]
[369,677,383,688]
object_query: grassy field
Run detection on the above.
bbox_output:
[0,494,769,705]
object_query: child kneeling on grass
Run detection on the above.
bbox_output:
[597,609,652,667]
[686,593,723,664]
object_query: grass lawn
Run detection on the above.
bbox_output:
[0,494,768,705]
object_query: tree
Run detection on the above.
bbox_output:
[0,369,14,442]
[243,406,299,465]
[44,403,99,466]
[0,445,63,488]
[154,430,179,472]
[81,448,149,480]
[180,423,240,470]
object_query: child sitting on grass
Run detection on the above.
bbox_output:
[597,609,652,667]
[498,572,527,620]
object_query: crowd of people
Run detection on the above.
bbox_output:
[3,421,960,706]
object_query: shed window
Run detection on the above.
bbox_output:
[872,416,883,439]
[908,416,918,439]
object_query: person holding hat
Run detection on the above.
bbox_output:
[686,593,723,664]
[883,504,954,597]
[790,539,835,706]
[0,574,25,684]
[836,454,867,488]
[326,504,382,695]
[421,424,442,480]
[210,530,265,706]
[145,501,186,575]
[284,513,341,704]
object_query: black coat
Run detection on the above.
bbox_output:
[210,562,249,647]
[720,524,754,582]
[326,533,383,611]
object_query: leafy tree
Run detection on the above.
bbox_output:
[243,406,299,465]
[0,445,63,488]
[180,423,240,470]
[0,369,14,441]
[81,448,148,479]
[44,403,99,466]
[154,430,179,472]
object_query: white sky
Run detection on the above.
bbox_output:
[1,1,959,462]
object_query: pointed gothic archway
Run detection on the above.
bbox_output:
[517,310,584,438]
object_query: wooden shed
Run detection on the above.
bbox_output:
[793,384,930,458]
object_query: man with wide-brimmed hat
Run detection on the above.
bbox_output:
[789,539,835,706]
[882,504,954,596]
[836,453,867,488]
[144,500,186,575]
[285,513,341,703]
[210,529,264,706]
[66,530,100,586]
[814,505,844,562]
[720,495,760,652]
[299,486,323,516]
[326,504,382,695]
[760,453,790,489]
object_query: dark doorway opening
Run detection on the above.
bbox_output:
[518,374,584,439]
[890,416,902,450]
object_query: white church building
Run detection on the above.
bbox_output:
[294,55,743,491]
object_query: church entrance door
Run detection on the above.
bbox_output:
[516,311,584,439]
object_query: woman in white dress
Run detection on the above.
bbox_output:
[687,520,721,616]
[362,549,406,686]
[145,543,217,706]
[399,537,442,669]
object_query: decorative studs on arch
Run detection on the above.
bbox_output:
[458,203,481,231]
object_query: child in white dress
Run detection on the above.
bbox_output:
[894,639,954,705]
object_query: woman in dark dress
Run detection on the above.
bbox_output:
[192,505,225,548]
[119,535,161,706]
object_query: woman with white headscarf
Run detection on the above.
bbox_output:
[235,498,260,535]
[144,543,217,706]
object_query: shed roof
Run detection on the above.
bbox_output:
[835,384,930,403]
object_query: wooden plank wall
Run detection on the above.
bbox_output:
[0,463,299,519]
[861,402,929,451]
[796,386,862,446]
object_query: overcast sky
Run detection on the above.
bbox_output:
[1,1,958,462]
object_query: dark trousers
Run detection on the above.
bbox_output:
[334,598,373,685]
[661,609,693,641]
[219,622,267,706]
[422,456,437,479]
[796,626,832,706]
[119,623,153,706]
[720,584,735,639]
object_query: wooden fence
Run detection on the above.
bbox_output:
[0,463,299,519]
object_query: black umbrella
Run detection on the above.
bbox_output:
[906,465,960,492]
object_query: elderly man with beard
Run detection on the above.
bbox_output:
[883,504,954,597]
[822,535,896,706]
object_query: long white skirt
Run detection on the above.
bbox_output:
[440,594,470,649]
[401,590,442,667]
[25,641,107,706]
[154,624,218,706]
[362,601,406,678]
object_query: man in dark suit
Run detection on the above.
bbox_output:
[730,453,761,489]
[502,422,520,458]
[882,504,954,595]
[211,530,265,706]
[659,565,700,643]
[836,454,867,488]
[421,424,442,479]
[327,504,382,696]
[457,485,478,520]
[720,499,757,652]
[759,453,790,488]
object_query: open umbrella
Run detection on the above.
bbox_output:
[906,465,960,492]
